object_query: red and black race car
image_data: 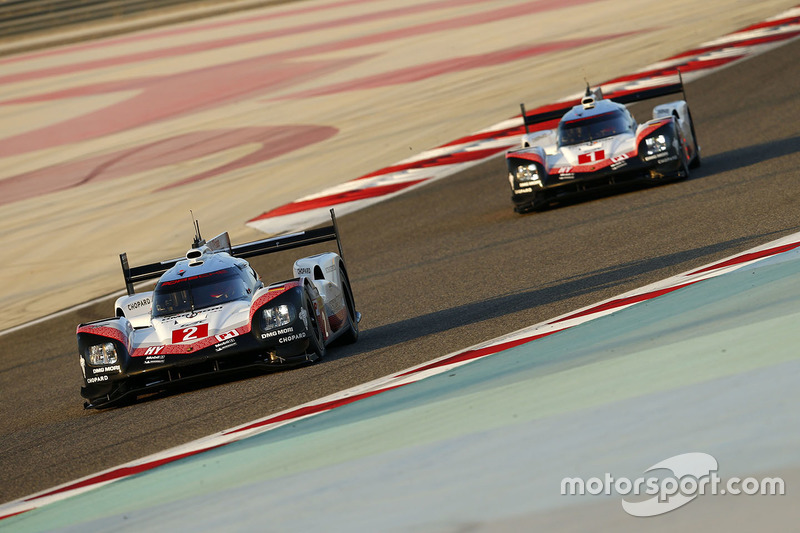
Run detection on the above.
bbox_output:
[77,210,359,408]
[507,78,701,212]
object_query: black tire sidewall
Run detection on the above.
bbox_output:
[338,265,359,344]
[305,292,326,359]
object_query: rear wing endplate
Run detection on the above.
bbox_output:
[120,209,345,295]
[520,72,685,134]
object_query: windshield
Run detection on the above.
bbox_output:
[559,111,631,146]
[152,268,249,317]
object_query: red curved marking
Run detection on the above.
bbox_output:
[158,126,338,190]
[0,0,571,86]
[0,0,604,159]
[442,125,528,147]
[0,0,481,71]
[396,332,557,377]
[0,54,361,159]
[549,281,700,324]
[249,179,428,221]
[668,28,800,60]
[356,147,508,180]
[27,445,226,501]
[0,126,337,207]
[688,242,800,276]
[0,0,604,96]
[603,56,745,87]
[442,113,563,149]
[0,509,28,521]
[280,32,642,100]
[224,384,407,435]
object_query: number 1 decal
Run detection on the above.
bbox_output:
[172,324,209,344]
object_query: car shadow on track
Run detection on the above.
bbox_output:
[335,228,799,358]
[698,135,800,175]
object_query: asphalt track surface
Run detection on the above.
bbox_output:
[1,36,799,505]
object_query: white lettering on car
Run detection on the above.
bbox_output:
[278,332,307,343]
[215,330,240,342]
[214,338,237,352]
[261,327,294,340]
[126,298,151,311]
[144,345,165,356]
[92,365,121,374]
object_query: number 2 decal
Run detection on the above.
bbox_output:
[172,324,209,344]
[182,327,199,341]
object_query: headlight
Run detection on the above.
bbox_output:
[644,134,668,155]
[88,342,118,365]
[516,163,539,183]
[262,304,295,330]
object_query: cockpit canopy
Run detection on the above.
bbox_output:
[558,109,634,146]
[152,267,249,317]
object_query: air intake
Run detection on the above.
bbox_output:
[186,247,206,265]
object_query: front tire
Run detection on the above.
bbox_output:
[304,293,326,361]
[687,109,702,169]
[337,265,359,345]
[674,121,690,181]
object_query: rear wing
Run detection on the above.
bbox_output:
[120,209,346,295]
[519,73,685,134]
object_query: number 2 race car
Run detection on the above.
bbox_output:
[507,77,701,212]
[77,210,360,408]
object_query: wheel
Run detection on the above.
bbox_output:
[304,293,326,361]
[674,120,690,181]
[687,109,702,169]
[336,265,359,345]
[689,138,702,169]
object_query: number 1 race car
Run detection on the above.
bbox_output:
[507,77,701,212]
[77,209,360,409]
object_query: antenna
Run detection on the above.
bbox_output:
[520,103,529,135]
[677,68,687,102]
[190,210,205,248]
[584,78,591,97]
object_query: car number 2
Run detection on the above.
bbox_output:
[172,324,209,344]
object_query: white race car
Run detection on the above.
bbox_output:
[507,79,701,212]
[77,210,359,408]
